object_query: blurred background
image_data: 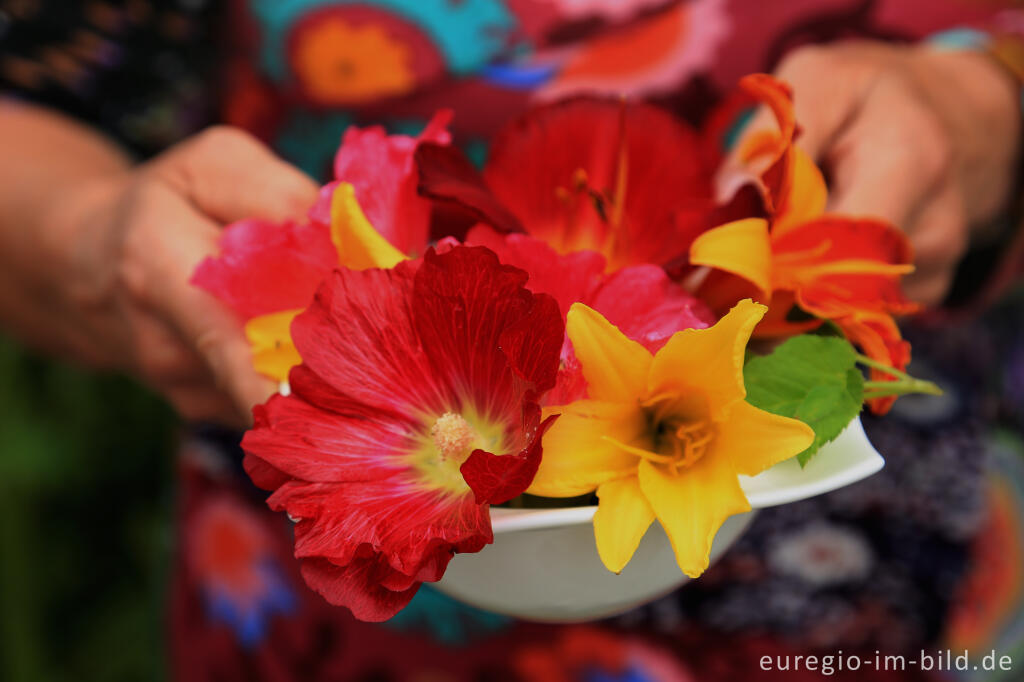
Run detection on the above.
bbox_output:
[0,337,177,681]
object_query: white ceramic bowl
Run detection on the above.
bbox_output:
[434,417,883,622]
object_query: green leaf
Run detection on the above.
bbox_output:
[743,335,864,466]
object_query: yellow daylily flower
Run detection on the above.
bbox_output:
[529,299,815,577]
[244,182,409,382]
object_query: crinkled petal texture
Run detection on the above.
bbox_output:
[192,218,337,320]
[309,111,452,258]
[483,97,712,270]
[241,246,563,621]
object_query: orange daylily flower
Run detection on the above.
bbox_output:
[692,79,919,414]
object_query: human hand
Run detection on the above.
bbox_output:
[44,126,319,425]
[749,40,1021,305]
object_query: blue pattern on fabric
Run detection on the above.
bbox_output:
[202,560,297,648]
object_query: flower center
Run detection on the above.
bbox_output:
[638,393,716,473]
[652,417,715,474]
[430,412,478,463]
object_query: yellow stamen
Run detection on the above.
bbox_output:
[430,412,477,463]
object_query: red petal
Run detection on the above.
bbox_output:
[242,454,292,490]
[461,411,558,505]
[411,246,564,421]
[483,97,711,269]
[546,354,589,406]
[289,261,450,419]
[415,143,524,234]
[267,478,491,577]
[466,226,606,318]
[587,264,715,351]
[300,556,421,622]
[330,110,452,256]
[773,216,913,266]
[192,218,336,319]
[241,391,410,485]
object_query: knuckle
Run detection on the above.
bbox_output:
[776,44,831,81]
[192,125,260,157]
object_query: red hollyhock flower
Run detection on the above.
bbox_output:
[418,97,714,272]
[240,246,562,621]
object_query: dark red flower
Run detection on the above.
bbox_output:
[418,97,714,272]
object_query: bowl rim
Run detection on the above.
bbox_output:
[490,416,883,534]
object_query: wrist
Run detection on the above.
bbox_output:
[37,172,134,310]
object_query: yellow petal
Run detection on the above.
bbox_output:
[637,456,750,578]
[649,299,767,415]
[331,182,407,270]
[566,303,652,402]
[245,310,302,382]
[527,400,649,497]
[773,147,827,237]
[689,218,772,297]
[715,400,815,476]
[594,476,654,573]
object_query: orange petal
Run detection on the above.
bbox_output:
[738,75,798,213]
[736,74,796,168]
[709,75,797,214]
[773,216,919,319]
[772,146,827,236]
[750,290,825,338]
[690,218,772,298]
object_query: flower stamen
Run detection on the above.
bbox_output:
[430,412,477,463]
